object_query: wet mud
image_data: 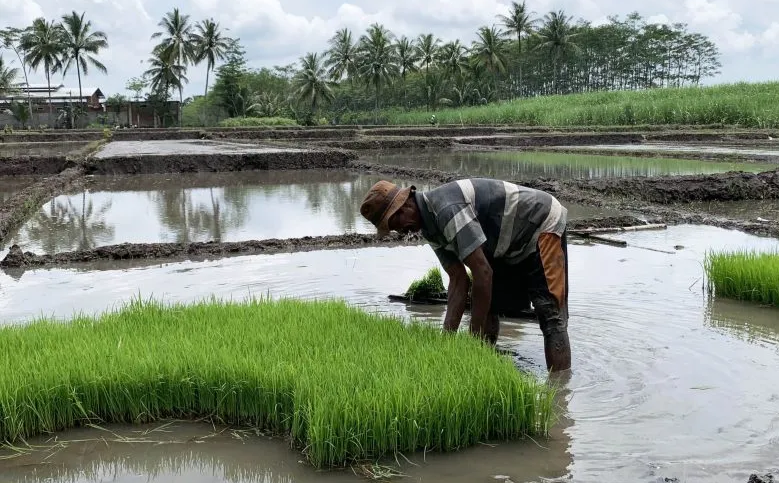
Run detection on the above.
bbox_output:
[0,155,70,176]
[0,167,86,244]
[314,137,455,150]
[82,148,358,175]
[0,232,427,268]
[0,215,656,268]
[571,168,779,203]
[348,161,779,204]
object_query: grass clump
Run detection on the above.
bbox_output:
[404,266,446,300]
[218,116,298,127]
[704,249,779,306]
[0,297,556,468]
[381,82,779,128]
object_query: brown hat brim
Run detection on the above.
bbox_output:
[376,187,412,237]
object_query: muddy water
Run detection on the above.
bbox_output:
[680,199,779,223]
[1,224,779,482]
[94,140,306,158]
[361,149,766,179]
[2,170,623,255]
[577,142,779,158]
[0,176,35,203]
[0,140,90,156]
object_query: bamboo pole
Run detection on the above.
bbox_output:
[569,223,667,235]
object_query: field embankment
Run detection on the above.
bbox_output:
[0,297,556,468]
[375,82,779,128]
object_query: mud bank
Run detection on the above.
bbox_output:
[315,137,454,150]
[454,131,777,148]
[82,148,358,175]
[0,155,70,176]
[571,168,779,203]
[0,232,425,267]
[0,167,86,244]
[456,133,646,146]
[0,215,656,268]
[348,161,779,203]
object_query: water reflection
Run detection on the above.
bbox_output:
[18,193,115,253]
[362,149,769,179]
[704,295,779,347]
[3,171,621,255]
[4,171,435,254]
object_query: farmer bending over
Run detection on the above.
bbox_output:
[359,178,571,372]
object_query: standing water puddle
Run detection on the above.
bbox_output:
[360,149,768,179]
[574,142,779,158]
[2,170,624,255]
[1,224,778,482]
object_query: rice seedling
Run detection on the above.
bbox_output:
[381,82,779,128]
[703,249,779,306]
[0,296,556,468]
[404,266,446,300]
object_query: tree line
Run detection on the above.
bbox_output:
[2,2,724,128]
[195,3,723,125]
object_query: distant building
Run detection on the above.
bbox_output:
[0,83,105,111]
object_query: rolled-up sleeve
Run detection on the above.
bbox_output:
[436,203,487,262]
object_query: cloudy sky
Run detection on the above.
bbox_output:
[1,0,777,99]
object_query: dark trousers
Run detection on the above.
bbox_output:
[483,231,569,344]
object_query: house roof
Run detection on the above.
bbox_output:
[0,84,105,101]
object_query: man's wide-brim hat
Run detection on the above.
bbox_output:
[360,180,414,237]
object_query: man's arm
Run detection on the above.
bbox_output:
[442,261,469,332]
[462,246,492,340]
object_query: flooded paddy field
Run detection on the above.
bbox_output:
[1,131,779,483]
[1,225,778,482]
[358,148,767,180]
[1,170,624,256]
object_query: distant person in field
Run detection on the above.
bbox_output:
[359,178,571,373]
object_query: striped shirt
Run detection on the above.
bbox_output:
[414,178,567,269]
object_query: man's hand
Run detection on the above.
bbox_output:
[463,246,492,341]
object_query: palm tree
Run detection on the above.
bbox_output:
[151,8,194,125]
[394,35,419,108]
[190,18,230,97]
[415,33,440,78]
[292,52,336,117]
[324,28,358,82]
[143,51,188,125]
[19,18,65,119]
[60,11,108,112]
[356,23,399,120]
[497,1,538,97]
[1,27,34,120]
[534,10,580,94]
[0,55,19,96]
[438,40,469,79]
[471,26,510,95]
